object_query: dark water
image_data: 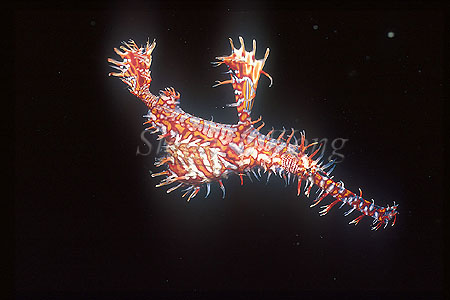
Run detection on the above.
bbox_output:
[14,2,445,299]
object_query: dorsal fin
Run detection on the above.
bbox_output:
[214,37,272,124]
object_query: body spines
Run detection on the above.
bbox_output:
[109,38,398,231]
[274,131,398,230]
[157,87,181,109]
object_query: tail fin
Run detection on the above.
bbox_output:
[305,172,398,230]
[214,37,272,124]
[280,133,398,230]
[108,39,156,105]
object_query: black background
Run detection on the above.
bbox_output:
[14,1,446,299]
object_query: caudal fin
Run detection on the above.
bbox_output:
[307,172,398,230]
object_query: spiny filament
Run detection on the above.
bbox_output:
[108,36,398,230]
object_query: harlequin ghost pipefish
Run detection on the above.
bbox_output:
[108,37,398,230]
